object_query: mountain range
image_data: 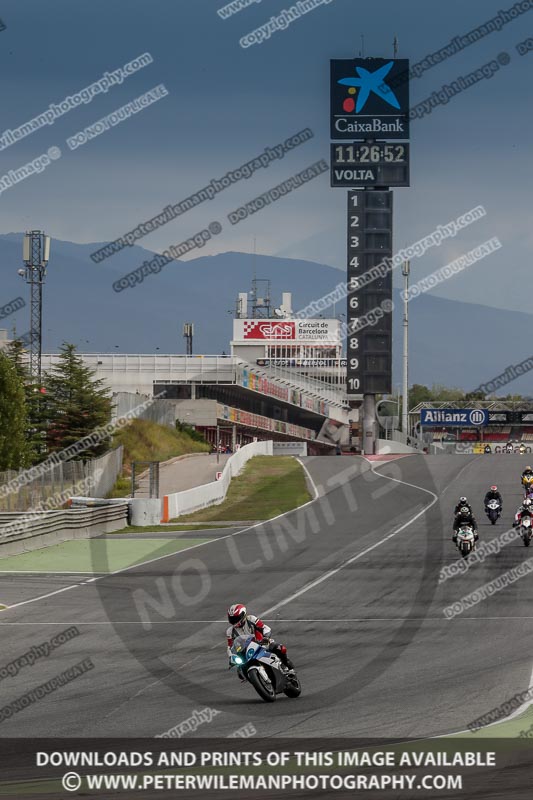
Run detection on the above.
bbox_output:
[0,233,530,395]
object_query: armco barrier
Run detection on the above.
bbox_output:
[0,504,128,557]
[272,442,308,456]
[455,443,533,455]
[162,440,273,521]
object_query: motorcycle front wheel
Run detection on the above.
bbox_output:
[247,668,276,702]
[523,536,531,547]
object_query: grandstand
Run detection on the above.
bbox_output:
[410,400,533,446]
[39,353,353,454]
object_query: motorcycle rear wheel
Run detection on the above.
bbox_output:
[284,675,302,698]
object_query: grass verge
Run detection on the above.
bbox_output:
[173,456,311,522]
[111,524,238,533]
[107,418,210,498]
[0,537,212,573]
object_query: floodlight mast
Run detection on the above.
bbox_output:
[21,231,50,380]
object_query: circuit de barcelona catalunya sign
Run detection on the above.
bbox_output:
[420,409,489,427]
[330,58,410,140]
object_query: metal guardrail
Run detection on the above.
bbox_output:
[0,504,128,553]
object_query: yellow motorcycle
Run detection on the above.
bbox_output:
[522,474,533,490]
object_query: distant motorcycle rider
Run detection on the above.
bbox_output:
[226,604,295,678]
[484,485,502,509]
[522,466,533,483]
[453,505,478,544]
[454,496,473,515]
[513,498,533,528]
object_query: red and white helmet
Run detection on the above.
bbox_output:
[491,485,498,492]
[227,604,247,627]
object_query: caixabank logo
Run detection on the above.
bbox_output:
[330,58,410,140]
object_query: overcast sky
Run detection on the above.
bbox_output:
[0,0,531,313]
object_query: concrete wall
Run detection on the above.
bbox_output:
[376,439,418,454]
[113,392,176,427]
[174,399,218,427]
[232,344,265,362]
[163,440,273,520]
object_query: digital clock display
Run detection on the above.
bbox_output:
[334,143,408,164]
[330,143,410,188]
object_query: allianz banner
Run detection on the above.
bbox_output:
[420,408,489,427]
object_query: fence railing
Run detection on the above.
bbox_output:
[0,446,124,512]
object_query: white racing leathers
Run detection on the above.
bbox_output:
[226,616,272,656]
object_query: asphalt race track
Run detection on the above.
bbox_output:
[2,454,533,740]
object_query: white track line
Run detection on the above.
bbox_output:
[0,571,108,575]
[3,616,533,626]
[261,461,438,617]
[0,456,471,614]
[445,656,533,737]
[296,457,320,500]
[2,469,324,611]
[503,662,533,723]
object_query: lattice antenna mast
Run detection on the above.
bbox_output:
[20,231,50,379]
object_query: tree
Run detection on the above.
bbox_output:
[4,337,48,463]
[4,337,28,383]
[409,384,433,409]
[430,383,465,401]
[42,343,113,458]
[0,351,30,469]
[408,383,486,408]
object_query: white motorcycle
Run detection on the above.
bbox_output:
[229,635,301,703]
[485,499,501,525]
[456,525,476,558]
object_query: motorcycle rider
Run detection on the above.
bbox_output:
[226,604,295,679]
[454,496,473,515]
[453,505,478,544]
[521,466,533,484]
[513,498,533,528]
[484,485,503,510]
